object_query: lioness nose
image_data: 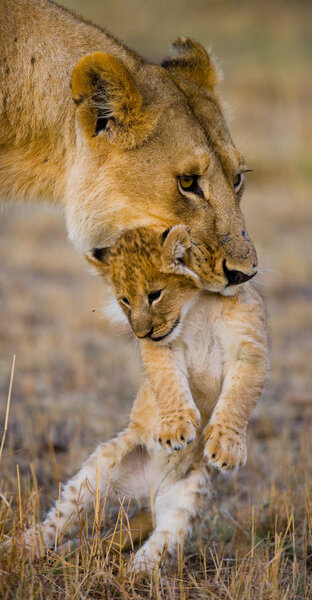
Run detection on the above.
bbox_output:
[136,327,154,339]
[223,260,257,286]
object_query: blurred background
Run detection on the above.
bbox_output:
[0,0,311,586]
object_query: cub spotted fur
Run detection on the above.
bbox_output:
[26,227,269,571]
[0,0,257,291]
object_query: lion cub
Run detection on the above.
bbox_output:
[28,226,269,571]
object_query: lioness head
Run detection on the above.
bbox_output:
[86,226,200,344]
[69,38,257,294]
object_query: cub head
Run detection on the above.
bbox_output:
[69,39,257,294]
[86,226,201,344]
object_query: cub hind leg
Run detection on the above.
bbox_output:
[25,427,140,550]
[55,507,153,555]
[25,380,155,553]
[133,463,213,573]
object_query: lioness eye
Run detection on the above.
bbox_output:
[178,175,203,198]
[179,175,194,189]
[120,297,130,307]
[233,173,244,192]
[148,290,162,305]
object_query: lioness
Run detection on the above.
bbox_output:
[1,0,257,292]
[26,227,268,571]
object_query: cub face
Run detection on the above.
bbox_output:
[86,227,201,344]
[69,39,257,294]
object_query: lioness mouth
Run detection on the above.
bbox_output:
[151,317,180,342]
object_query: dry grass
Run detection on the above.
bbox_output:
[0,0,311,598]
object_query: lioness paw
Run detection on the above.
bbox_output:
[156,407,200,452]
[204,423,247,471]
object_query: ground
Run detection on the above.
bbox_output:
[0,0,311,598]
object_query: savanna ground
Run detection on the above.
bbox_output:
[0,1,311,598]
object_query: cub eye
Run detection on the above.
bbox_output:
[120,297,130,307]
[233,173,244,192]
[148,290,163,305]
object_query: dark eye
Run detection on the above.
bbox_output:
[233,173,244,192]
[148,290,163,305]
[120,297,130,307]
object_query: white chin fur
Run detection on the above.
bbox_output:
[102,295,129,327]
[220,285,240,297]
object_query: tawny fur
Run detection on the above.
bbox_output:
[27,227,269,572]
[0,0,257,291]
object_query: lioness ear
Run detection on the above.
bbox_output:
[72,52,157,148]
[85,247,112,274]
[162,38,219,93]
[160,225,200,286]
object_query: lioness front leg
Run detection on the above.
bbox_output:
[141,341,200,451]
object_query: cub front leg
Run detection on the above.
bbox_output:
[157,405,200,452]
[141,341,200,452]
[204,421,247,471]
[204,292,269,472]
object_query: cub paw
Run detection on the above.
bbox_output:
[12,525,48,560]
[132,542,159,574]
[24,521,59,555]
[156,407,200,452]
[204,422,247,471]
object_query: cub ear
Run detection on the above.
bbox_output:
[161,38,219,93]
[85,247,112,275]
[160,225,200,286]
[72,52,157,148]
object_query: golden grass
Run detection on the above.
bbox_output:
[0,355,15,462]
[0,0,311,597]
[0,440,311,598]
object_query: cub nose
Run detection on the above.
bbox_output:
[223,260,257,286]
[136,327,154,339]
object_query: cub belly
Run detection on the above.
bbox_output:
[184,308,224,419]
